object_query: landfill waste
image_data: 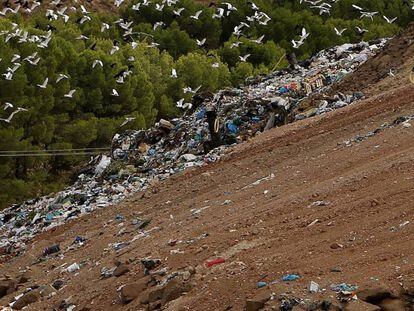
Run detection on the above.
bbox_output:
[43,244,60,256]
[282,274,301,282]
[0,39,388,262]
[205,257,226,268]
[66,263,80,273]
[309,281,320,293]
[340,114,414,147]
[331,283,358,292]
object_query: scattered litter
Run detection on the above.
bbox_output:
[257,281,268,288]
[0,39,388,260]
[331,283,358,292]
[282,274,300,282]
[309,281,320,293]
[66,263,80,273]
[205,257,226,268]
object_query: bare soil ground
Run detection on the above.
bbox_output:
[2,25,414,311]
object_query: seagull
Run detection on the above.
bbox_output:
[80,4,90,14]
[239,54,250,62]
[64,89,76,98]
[223,2,237,11]
[132,3,141,10]
[176,98,192,109]
[299,27,309,41]
[383,15,397,24]
[27,57,40,65]
[78,15,91,24]
[76,35,89,40]
[155,3,164,11]
[110,44,120,55]
[101,23,110,32]
[352,4,363,11]
[196,38,206,46]
[11,54,20,62]
[388,68,395,77]
[212,8,225,19]
[360,11,378,20]
[56,73,69,83]
[230,41,242,48]
[250,35,264,44]
[111,89,119,96]
[153,21,165,30]
[190,10,202,20]
[3,71,13,80]
[0,107,27,123]
[120,117,135,126]
[292,39,303,49]
[334,27,347,36]
[37,78,48,89]
[173,7,184,16]
[171,68,177,78]
[7,63,21,73]
[92,59,103,68]
[355,26,369,35]
[183,85,202,94]
[3,102,13,110]
[249,1,259,10]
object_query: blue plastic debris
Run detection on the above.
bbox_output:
[282,274,300,282]
[331,283,358,292]
[115,214,124,221]
[226,122,238,134]
[257,281,268,288]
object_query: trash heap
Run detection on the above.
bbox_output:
[0,39,387,261]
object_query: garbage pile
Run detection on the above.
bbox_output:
[0,39,388,261]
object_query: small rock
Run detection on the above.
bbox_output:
[401,278,414,297]
[330,242,344,249]
[147,301,162,311]
[0,279,16,298]
[161,278,193,305]
[139,285,165,304]
[344,300,381,311]
[16,272,30,284]
[246,290,271,311]
[188,266,196,275]
[13,290,40,310]
[378,298,406,311]
[357,286,393,304]
[113,264,130,277]
[38,285,55,297]
[119,276,151,304]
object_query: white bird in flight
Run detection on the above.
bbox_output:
[0,107,27,123]
[3,102,13,110]
[383,15,397,24]
[120,117,135,126]
[37,78,48,89]
[334,27,347,36]
[190,10,202,20]
[239,54,250,62]
[56,73,69,83]
[64,89,76,98]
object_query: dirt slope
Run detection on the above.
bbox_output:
[2,31,414,311]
